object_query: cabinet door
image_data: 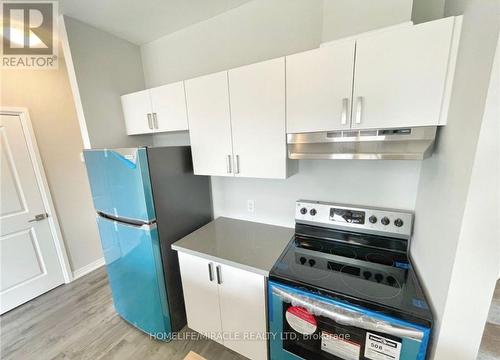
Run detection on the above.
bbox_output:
[185,71,234,177]
[121,90,153,135]
[286,40,355,133]
[229,57,287,179]
[352,16,456,129]
[217,264,267,360]
[177,252,223,343]
[150,81,189,132]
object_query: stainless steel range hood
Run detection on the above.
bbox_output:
[287,127,437,160]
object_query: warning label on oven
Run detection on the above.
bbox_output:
[285,306,317,335]
[364,332,402,360]
[321,331,360,360]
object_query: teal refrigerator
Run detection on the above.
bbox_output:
[83,147,212,339]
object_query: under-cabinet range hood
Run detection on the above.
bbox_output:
[287,127,437,160]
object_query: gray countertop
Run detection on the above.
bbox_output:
[171,217,294,276]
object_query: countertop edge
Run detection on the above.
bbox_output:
[172,245,270,277]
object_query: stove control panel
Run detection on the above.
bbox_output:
[294,251,406,288]
[296,200,413,239]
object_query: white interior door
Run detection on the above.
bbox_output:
[352,16,456,129]
[229,57,287,179]
[177,252,223,344]
[218,263,267,360]
[185,71,234,177]
[150,81,189,132]
[286,39,356,133]
[0,114,64,314]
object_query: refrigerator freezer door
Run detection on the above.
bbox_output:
[84,148,156,222]
[97,215,172,337]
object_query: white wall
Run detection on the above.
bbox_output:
[410,1,500,358]
[321,0,413,42]
[62,16,152,149]
[212,160,421,227]
[411,0,445,24]
[445,0,469,16]
[434,33,499,359]
[0,48,102,273]
[141,0,324,87]
[141,0,415,88]
[140,0,420,227]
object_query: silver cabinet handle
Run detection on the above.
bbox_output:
[355,96,363,124]
[341,98,349,125]
[216,265,222,285]
[234,155,240,174]
[227,155,232,174]
[147,113,153,129]
[152,113,158,129]
[208,262,214,282]
[28,213,48,222]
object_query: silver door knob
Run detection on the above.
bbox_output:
[28,213,48,222]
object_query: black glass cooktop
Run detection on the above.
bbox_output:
[270,226,433,327]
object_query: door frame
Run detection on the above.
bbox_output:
[1,106,73,283]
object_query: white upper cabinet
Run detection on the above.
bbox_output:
[352,16,458,129]
[121,81,189,135]
[121,90,152,135]
[228,57,288,179]
[186,59,292,179]
[286,40,356,133]
[150,81,189,132]
[185,71,234,177]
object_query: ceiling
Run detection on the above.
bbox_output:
[57,0,253,45]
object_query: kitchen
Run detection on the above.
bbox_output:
[0,1,498,360]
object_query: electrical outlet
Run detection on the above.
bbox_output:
[247,200,255,213]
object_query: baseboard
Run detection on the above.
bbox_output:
[72,257,105,280]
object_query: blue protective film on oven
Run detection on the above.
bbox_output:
[268,281,431,360]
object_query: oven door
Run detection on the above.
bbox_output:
[268,281,431,360]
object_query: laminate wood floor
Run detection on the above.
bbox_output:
[0,267,247,360]
[478,280,500,360]
[5,266,498,360]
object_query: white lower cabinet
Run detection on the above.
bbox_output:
[178,252,268,360]
[218,262,268,360]
[177,252,223,343]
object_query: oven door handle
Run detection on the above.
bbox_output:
[273,286,425,341]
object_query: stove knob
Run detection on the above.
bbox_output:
[374,274,384,283]
[386,276,396,286]
[381,217,390,226]
[369,215,377,224]
[394,218,404,227]
[300,207,308,215]
[309,209,317,216]
[299,257,307,265]
[363,271,372,280]
[308,259,316,267]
